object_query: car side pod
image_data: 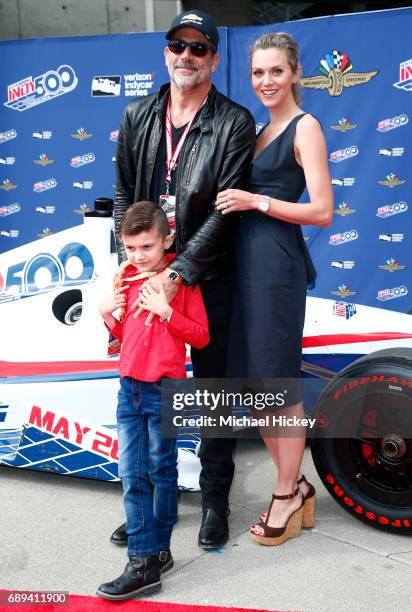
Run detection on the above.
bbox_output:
[310,347,412,534]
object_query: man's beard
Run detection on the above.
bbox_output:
[168,59,212,90]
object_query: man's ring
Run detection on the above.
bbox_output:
[222,201,229,209]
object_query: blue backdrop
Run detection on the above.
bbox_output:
[0,8,411,313]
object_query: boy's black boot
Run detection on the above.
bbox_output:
[96,555,161,601]
[159,548,174,573]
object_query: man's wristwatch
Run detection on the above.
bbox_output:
[257,194,270,213]
[166,268,181,283]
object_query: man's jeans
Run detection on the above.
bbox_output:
[117,377,178,557]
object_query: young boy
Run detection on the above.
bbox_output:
[97,201,209,601]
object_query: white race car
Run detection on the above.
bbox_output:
[1,200,412,533]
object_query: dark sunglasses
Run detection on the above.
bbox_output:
[167,39,215,58]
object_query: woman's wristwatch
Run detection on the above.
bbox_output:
[257,194,270,213]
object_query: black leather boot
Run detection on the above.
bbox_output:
[96,555,161,601]
[110,518,179,546]
[110,522,127,546]
[159,548,174,573]
[198,508,229,549]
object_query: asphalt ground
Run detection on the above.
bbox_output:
[1,438,412,612]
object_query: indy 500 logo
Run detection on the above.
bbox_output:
[329,145,359,163]
[329,229,359,246]
[376,201,408,218]
[4,65,78,112]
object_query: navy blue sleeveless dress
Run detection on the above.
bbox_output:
[227,114,316,405]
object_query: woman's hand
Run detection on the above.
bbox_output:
[215,189,258,214]
[137,283,172,320]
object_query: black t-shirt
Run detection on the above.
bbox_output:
[149,123,187,205]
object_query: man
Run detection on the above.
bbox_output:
[111,9,255,552]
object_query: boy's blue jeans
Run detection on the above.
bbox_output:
[117,376,178,558]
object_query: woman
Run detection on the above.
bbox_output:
[216,32,333,546]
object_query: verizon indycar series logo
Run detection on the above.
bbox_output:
[393,59,412,92]
[334,202,356,216]
[329,229,358,246]
[4,65,78,112]
[0,129,17,143]
[0,203,20,217]
[377,286,408,301]
[377,114,408,132]
[329,146,359,163]
[70,153,95,168]
[71,128,92,141]
[33,131,52,139]
[0,156,15,165]
[301,50,378,97]
[33,153,54,166]
[331,178,355,187]
[33,178,57,193]
[376,201,408,218]
[36,206,55,214]
[333,301,357,319]
[124,73,155,98]
[0,179,17,191]
[73,181,93,190]
[331,117,357,132]
[0,230,19,238]
[91,76,121,97]
[330,284,357,298]
[378,257,406,272]
[379,233,403,242]
[378,173,406,188]
[331,260,355,270]
[379,148,404,157]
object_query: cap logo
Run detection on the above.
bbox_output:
[181,14,203,24]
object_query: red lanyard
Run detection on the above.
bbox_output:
[164,94,207,193]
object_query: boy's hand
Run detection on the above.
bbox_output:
[138,283,172,320]
[99,285,129,317]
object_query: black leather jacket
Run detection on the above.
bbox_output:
[114,83,256,285]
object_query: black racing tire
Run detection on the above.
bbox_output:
[310,347,412,534]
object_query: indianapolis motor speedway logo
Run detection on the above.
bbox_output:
[301,51,378,96]
[33,153,54,166]
[378,258,406,272]
[37,227,53,238]
[330,284,357,298]
[334,202,356,216]
[331,117,357,132]
[71,127,92,141]
[378,173,406,188]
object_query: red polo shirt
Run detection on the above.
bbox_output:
[109,258,209,381]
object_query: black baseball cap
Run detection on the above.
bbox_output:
[166,10,219,50]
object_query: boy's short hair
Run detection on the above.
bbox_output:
[119,201,170,238]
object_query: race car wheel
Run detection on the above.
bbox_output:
[310,348,412,533]
[52,289,82,325]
